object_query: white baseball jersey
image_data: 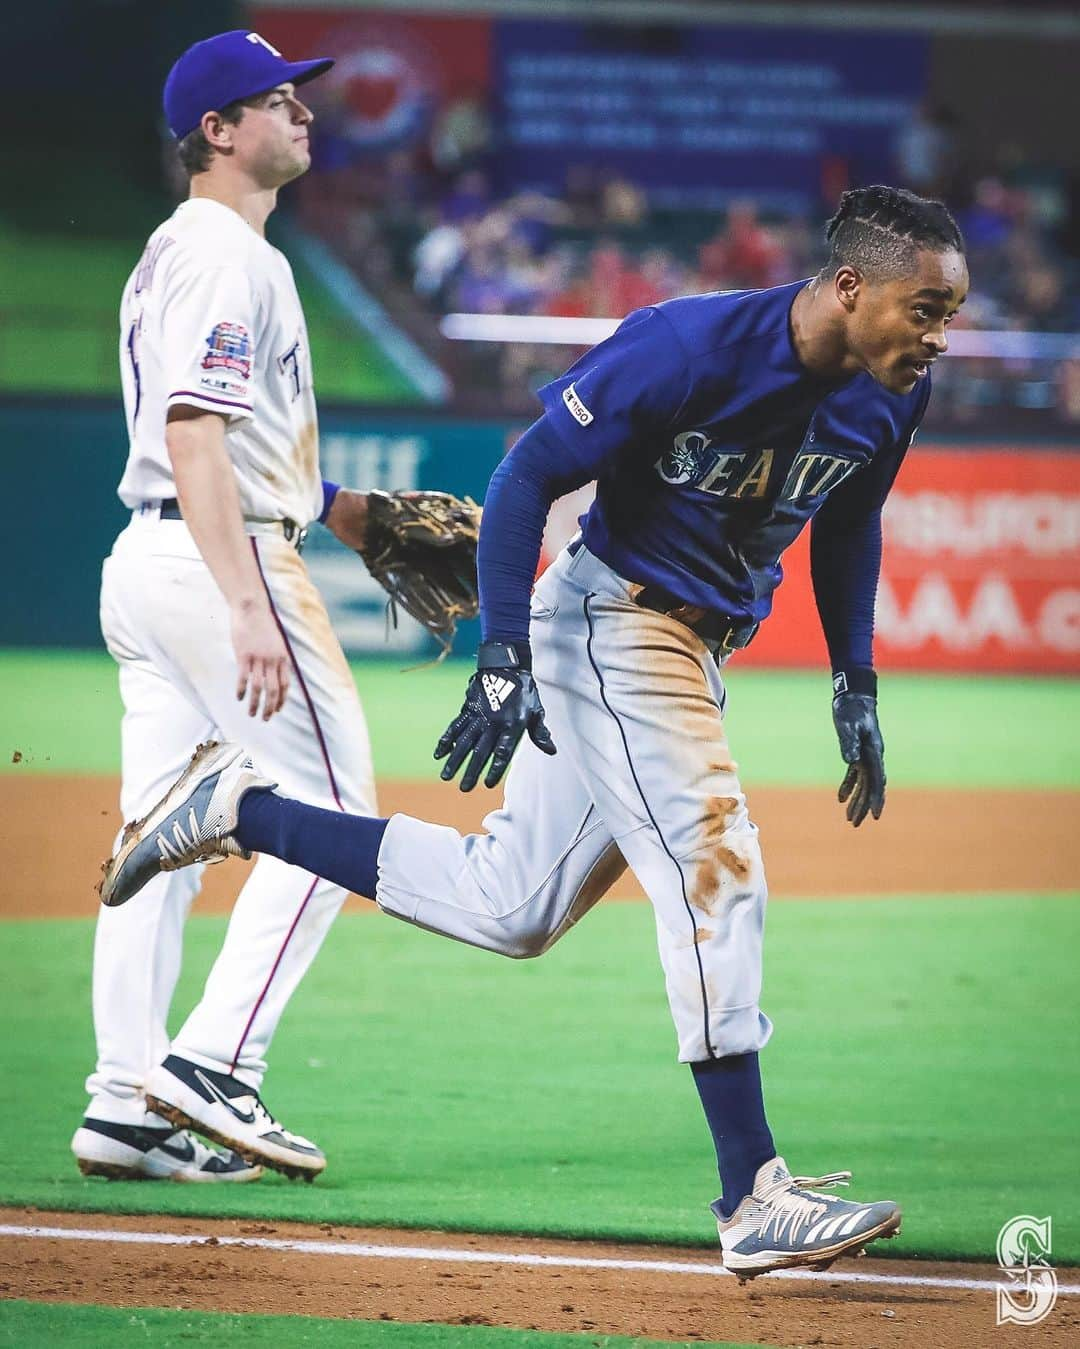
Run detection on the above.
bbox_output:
[116,196,322,526]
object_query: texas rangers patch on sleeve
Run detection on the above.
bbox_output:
[562,382,594,426]
[201,321,252,380]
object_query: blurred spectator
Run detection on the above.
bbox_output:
[442,168,493,223]
[996,141,1068,233]
[505,190,571,255]
[541,255,593,319]
[413,218,466,302]
[958,178,1015,257]
[1014,264,1074,332]
[894,101,959,198]
[564,164,604,229]
[601,176,648,228]
[430,94,491,176]
[453,249,511,313]
[379,149,431,226]
[589,241,637,317]
[771,215,815,282]
[698,201,791,290]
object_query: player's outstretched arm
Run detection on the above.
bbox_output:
[323,487,368,551]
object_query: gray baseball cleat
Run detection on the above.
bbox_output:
[98,741,275,907]
[71,1117,262,1182]
[145,1054,326,1182]
[715,1156,901,1281]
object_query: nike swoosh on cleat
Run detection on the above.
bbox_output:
[158,1134,196,1162]
[194,1069,257,1125]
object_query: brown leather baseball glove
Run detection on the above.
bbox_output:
[358,490,481,659]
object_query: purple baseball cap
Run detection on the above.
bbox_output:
[164,30,334,140]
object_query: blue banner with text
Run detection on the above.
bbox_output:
[493,21,928,212]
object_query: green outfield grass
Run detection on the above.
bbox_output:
[1,896,1077,1263]
[0,224,417,403]
[0,1304,765,1349]
[1,650,1077,787]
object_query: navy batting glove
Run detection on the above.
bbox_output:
[831,670,885,828]
[434,641,556,792]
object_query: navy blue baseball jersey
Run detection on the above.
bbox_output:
[536,280,930,624]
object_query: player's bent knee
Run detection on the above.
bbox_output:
[493,922,555,960]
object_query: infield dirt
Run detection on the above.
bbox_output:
[3,1208,1078,1347]
[2,776,1077,919]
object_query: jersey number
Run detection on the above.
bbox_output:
[126,315,143,423]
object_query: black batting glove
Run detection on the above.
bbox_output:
[434,641,556,792]
[831,669,885,828]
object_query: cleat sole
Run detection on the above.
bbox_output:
[146,1094,324,1183]
[723,1208,902,1279]
[76,1157,151,1181]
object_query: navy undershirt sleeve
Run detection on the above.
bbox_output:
[479,415,598,645]
[810,436,911,672]
[810,507,883,672]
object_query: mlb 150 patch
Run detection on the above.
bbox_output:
[202,322,252,380]
[562,382,594,426]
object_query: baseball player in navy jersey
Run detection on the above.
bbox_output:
[71,32,384,1184]
[99,187,968,1276]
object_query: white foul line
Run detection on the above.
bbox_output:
[2,1224,1079,1296]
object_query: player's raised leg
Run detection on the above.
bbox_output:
[100,733,616,962]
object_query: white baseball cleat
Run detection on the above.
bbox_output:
[98,741,275,907]
[145,1054,326,1182]
[715,1156,902,1281]
[71,1117,262,1182]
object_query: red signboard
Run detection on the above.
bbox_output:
[252,7,492,155]
[872,447,1079,673]
[540,447,1080,674]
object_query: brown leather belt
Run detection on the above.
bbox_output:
[633,584,759,651]
[564,538,757,651]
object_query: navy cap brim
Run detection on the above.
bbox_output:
[199,56,334,124]
[279,57,334,89]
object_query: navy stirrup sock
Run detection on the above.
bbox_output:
[235,788,388,901]
[691,1052,776,1219]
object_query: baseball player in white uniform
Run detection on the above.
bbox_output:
[71,31,377,1183]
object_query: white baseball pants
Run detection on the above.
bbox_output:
[376,542,772,1063]
[86,513,376,1123]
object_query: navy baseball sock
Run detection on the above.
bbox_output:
[691,1052,776,1219]
[235,789,388,900]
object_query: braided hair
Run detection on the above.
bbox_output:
[822,185,964,281]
